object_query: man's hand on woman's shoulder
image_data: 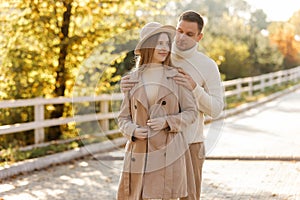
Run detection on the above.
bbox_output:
[120,74,138,92]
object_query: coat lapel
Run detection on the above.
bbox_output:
[129,66,179,109]
[155,67,179,103]
[129,70,149,111]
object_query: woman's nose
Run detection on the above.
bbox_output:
[161,44,169,50]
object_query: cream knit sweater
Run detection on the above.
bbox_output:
[171,42,224,144]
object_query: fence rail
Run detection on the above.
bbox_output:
[1,66,300,148]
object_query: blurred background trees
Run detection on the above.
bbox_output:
[0,0,299,146]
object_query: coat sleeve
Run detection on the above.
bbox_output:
[165,85,197,133]
[192,61,224,118]
[118,92,138,141]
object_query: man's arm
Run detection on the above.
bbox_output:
[173,67,224,118]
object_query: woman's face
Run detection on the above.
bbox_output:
[151,33,170,64]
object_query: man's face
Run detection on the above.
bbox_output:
[175,20,203,51]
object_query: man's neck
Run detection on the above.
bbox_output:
[172,42,198,59]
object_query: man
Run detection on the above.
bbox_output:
[171,11,224,200]
[120,10,224,200]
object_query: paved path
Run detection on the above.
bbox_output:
[1,89,300,200]
[205,88,300,158]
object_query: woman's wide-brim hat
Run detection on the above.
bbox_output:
[134,22,176,55]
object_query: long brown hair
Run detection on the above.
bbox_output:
[138,32,172,67]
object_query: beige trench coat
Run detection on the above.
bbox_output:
[117,66,197,200]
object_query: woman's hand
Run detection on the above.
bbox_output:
[134,127,148,140]
[147,117,168,131]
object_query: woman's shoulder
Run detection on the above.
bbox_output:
[165,65,179,77]
[125,67,140,80]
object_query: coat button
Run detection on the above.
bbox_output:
[131,157,136,162]
[161,101,166,105]
[131,136,136,142]
[134,105,137,109]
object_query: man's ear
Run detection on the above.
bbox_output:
[197,33,203,42]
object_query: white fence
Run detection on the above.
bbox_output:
[1,66,300,148]
[223,66,300,98]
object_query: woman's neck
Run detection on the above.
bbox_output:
[148,62,163,68]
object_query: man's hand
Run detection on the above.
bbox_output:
[134,127,148,140]
[120,74,138,92]
[147,117,168,131]
[173,68,196,91]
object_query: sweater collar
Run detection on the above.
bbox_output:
[172,42,198,59]
[130,64,178,81]
[128,65,179,110]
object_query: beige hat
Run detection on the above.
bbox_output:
[134,22,176,55]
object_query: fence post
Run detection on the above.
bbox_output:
[34,101,45,144]
[282,70,287,83]
[100,101,109,131]
[248,78,253,96]
[268,73,274,88]
[277,71,283,86]
[236,78,242,98]
[260,75,266,92]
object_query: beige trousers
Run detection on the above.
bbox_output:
[180,142,205,200]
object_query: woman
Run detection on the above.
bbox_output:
[117,22,197,200]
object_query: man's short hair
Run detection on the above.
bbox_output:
[179,10,204,34]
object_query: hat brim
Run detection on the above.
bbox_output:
[134,25,176,55]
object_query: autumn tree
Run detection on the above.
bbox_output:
[0,0,175,142]
[269,21,300,68]
[289,10,300,64]
[289,10,300,35]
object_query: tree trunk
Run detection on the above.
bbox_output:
[48,0,72,140]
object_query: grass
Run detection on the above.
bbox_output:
[0,133,122,167]
[0,140,82,167]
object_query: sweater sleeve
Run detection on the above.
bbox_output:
[118,92,138,141]
[192,61,224,118]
